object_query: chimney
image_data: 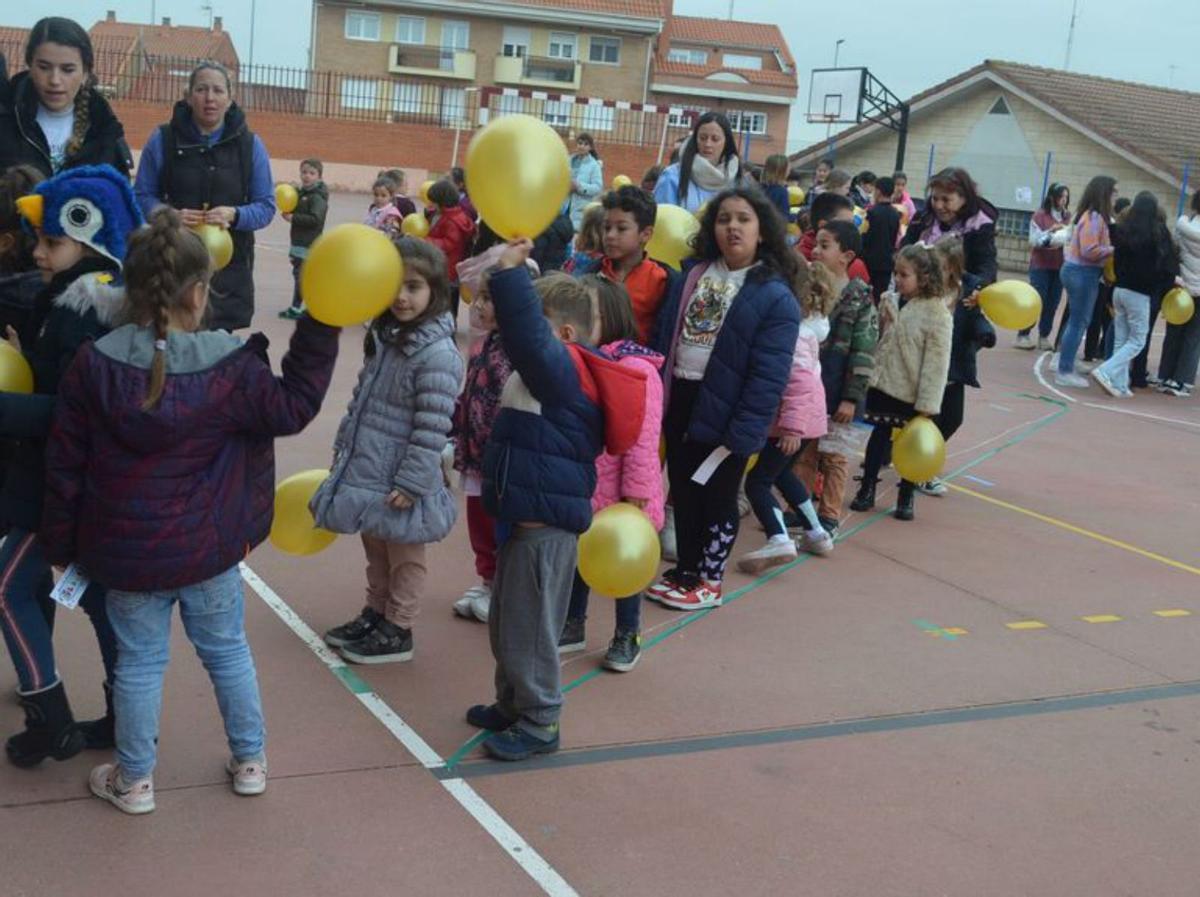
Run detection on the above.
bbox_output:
[213,16,222,32]
[105,10,116,22]
[162,16,171,26]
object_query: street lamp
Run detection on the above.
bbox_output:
[833,38,845,68]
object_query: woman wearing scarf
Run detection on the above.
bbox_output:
[566,133,603,231]
[654,112,741,214]
[901,167,998,285]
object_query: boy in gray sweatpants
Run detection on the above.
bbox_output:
[468,242,646,761]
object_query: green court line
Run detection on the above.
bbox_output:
[441,391,1069,771]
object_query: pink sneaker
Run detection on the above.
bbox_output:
[89,762,155,815]
[226,756,268,796]
[659,581,722,611]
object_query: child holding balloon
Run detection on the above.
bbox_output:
[314,238,464,664]
[41,206,340,811]
[280,158,328,320]
[427,179,477,323]
[850,243,952,521]
[559,274,664,672]
[647,185,801,611]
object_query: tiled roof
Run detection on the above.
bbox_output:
[791,60,1199,180]
[89,20,239,69]
[0,27,31,51]
[508,0,665,20]
[657,15,797,90]
[655,58,796,89]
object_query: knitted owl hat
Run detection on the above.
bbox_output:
[15,164,144,267]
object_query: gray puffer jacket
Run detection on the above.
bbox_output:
[311,312,463,543]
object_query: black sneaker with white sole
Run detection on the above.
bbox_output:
[558,617,586,655]
[324,607,383,648]
[339,620,413,664]
[601,629,641,672]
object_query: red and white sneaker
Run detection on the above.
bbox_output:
[645,568,686,603]
[659,580,722,611]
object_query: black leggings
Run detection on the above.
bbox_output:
[744,438,816,537]
[935,382,966,443]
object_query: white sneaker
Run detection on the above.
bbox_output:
[454,584,489,619]
[1077,359,1099,373]
[735,537,797,574]
[470,590,491,623]
[90,762,155,815]
[1090,367,1121,398]
[659,505,678,562]
[1014,334,1035,350]
[917,477,948,497]
[798,529,834,557]
[226,756,267,796]
[1054,371,1090,388]
[1037,337,1053,351]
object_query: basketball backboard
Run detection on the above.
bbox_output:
[807,67,866,124]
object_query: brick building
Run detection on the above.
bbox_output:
[790,60,1200,271]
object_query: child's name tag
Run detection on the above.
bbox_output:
[50,564,90,609]
[691,446,732,486]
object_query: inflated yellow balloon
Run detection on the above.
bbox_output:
[853,206,869,234]
[302,223,403,327]
[891,417,946,484]
[745,453,759,474]
[578,503,662,599]
[191,224,233,271]
[788,185,806,206]
[419,179,436,205]
[978,280,1042,331]
[0,342,33,394]
[612,174,633,190]
[275,183,299,214]
[1162,286,1195,325]
[270,469,338,556]
[401,212,430,238]
[646,204,700,270]
[465,115,570,239]
[787,222,801,238]
[1102,255,1116,285]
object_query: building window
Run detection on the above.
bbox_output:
[394,16,425,45]
[995,208,1033,237]
[441,87,467,126]
[581,102,614,132]
[341,78,378,110]
[392,82,422,116]
[548,32,577,59]
[498,93,525,116]
[667,47,708,65]
[502,26,530,57]
[345,11,381,42]
[723,53,762,70]
[543,98,574,128]
[441,20,470,50]
[588,36,621,65]
[989,96,1011,115]
[728,111,767,134]
[667,107,700,128]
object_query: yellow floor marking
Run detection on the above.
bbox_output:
[1082,614,1123,623]
[1006,620,1048,630]
[948,484,1200,578]
[942,627,968,635]
[1153,609,1192,618]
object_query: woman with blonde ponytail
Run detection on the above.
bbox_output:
[42,206,341,815]
[0,18,132,176]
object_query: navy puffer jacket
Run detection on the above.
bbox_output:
[659,260,801,455]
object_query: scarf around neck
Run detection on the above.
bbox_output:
[687,142,740,193]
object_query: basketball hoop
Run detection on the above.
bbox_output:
[806,113,838,125]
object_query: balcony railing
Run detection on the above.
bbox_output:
[494,54,582,90]
[388,44,476,80]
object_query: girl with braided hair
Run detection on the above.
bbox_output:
[0,18,133,177]
[41,206,341,814]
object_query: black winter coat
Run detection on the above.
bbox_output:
[532,212,574,273]
[0,71,132,178]
[948,272,996,388]
[1112,221,1179,297]
[903,198,999,286]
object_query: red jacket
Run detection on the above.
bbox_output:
[428,205,477,284]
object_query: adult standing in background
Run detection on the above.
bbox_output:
[902,166,998,285]
[134,62,274,331]
[566,133,603,230]
[654,112,741,214]
[1157,190,1200,396]
[1016,182,1071,351]
[0,18,132,177]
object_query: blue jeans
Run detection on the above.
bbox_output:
[1057,262,1103,373]
[1097,288,1150,393]
[567,570,641,631]
[106,567,265,779]
[1023,267,1064,339]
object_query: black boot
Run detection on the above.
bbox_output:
[5,681,85,768]
[77,681,115,750]
[894,481,916,521]
[849,478,877,512]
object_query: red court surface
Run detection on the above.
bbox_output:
[3,193,1200,896]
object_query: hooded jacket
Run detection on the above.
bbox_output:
[311,312,463,545]
[289,180,329,251]
[773,315,829,440]
[0,71,132,177]
[427,205,477,285]
[41,315,339,591]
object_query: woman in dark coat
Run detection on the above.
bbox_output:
[902,166,998,285]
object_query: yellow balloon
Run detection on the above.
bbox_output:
[978,280,1042,331]
[0,342,33,394]
[853,206,869,234]
[401,212,430,238]
[270,469,338,556]
[578,503,662,599]
[611,174,633,190]
[275,183,298,214]
[302,223,403,327]
[419,179,436,205]
[465,115,570,239]
[1162,286,1195,325]
[892,417,946,484]
[694,202,708,220]
[787,222,801,238]
[1102,255,1116,284]
[191,224,233,271]
[788,185,806,207]
[745,453,759,474]
[646,204,700,270]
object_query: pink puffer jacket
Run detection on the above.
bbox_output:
[772,316,829,440]
[592,340,665,531]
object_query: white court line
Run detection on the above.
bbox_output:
[239,563,579,897]
[1081,402,1200,429]
[1033,352,1077,404]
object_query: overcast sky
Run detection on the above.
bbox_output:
[7,0,1199,152]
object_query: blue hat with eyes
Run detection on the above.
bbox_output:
[16,164,144,267]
